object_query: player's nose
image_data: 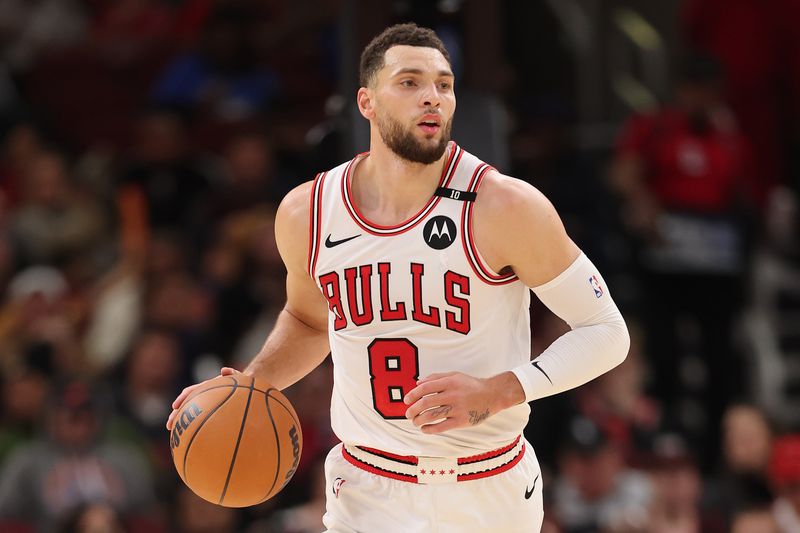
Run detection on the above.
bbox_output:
[420,82,441,108]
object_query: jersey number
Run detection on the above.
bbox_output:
[367,338,419,419]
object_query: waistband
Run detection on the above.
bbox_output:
[341,435,525,484]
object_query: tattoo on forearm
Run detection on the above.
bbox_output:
[468,409,490,425]
[428,405,452,418]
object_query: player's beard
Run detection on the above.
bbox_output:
[377,111,452,165]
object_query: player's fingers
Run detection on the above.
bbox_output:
[420,417,460,435]
[403,379,447,406]
[166,409,179,430]
[171,368,234,412]
[171,384,200,410]
[405,389,454,420]
[411,403,455,427]
[168,370,237,429]
[415,371,458,385]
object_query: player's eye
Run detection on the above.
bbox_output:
[400,79,416,87]
[439,82,452,90]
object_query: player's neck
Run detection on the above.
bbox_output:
[351,140,449,226]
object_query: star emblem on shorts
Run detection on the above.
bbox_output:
[420,469,427,474]
[439,470,445,475]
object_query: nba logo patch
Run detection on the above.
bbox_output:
[589,275,604,298]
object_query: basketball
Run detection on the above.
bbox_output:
[169,373,302,507]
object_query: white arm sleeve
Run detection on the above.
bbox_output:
[510,253,630,402]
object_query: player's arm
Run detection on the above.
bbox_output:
[167,182,330,430]
[241,181,331,386]
[404,171,629,433]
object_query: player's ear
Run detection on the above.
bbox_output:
[357,87,374,120]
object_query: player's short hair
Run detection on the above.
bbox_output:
[359,23,451,87]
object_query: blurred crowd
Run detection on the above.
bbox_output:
[0,1,798,532]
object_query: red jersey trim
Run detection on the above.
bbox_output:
[341,445,419,483]
[458,435,521,465]
[457,443,525,482]
[357,446,419,465]
[342,439,526,483]
[460,165,519,286]
[341,142,463,236]
[307,172,327,277]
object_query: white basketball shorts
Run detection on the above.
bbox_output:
[322,437,544,532]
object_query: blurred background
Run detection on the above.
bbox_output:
[0,0,798,531]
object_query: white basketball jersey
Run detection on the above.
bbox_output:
[309,142,532,456]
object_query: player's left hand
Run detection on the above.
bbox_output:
[403,371,521,434]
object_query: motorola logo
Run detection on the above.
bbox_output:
[423,216,457,250]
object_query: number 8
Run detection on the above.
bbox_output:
[367,338,419,419]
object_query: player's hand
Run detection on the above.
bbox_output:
[403,371,522,434]
[166,367,243,430]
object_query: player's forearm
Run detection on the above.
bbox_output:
[511,253,630,402]
[243,307,330,390]
[485,371,527,412]
[512,314,628,401]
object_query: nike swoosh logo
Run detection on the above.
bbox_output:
[532,361,552,385]
[524,474,539,500]
[325,234,361,248]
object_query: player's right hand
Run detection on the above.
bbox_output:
[166,367,242,430]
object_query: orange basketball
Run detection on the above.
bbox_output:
[169,374,302,507]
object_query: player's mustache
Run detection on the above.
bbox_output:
[416,109,443,121]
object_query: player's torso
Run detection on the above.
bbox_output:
[309,143,532,456]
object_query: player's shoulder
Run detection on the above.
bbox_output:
[276,180,315,228]
[474,169,556,226]
[275,180,316,270]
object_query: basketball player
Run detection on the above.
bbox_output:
[168,23,629,532]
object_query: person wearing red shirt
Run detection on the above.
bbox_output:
[611,54,755,470]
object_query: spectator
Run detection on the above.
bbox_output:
[0,0,88,73]
[0,266,84,377]
[115,328,181,441]
[8,149,106,269]
[646,433,726,532]
[117,109,214,264]
[0,343,52,464]
[57,502,125,533]
[610,53,755,468]
[0,380,156,531]
[707,405,775,525]
[682,0,786,207]
[208,130,281,217]
[730,506,781,533]
[0,122,44,209]
[769,434,800,531]
[151,4,280,123]
[551,416,653,533]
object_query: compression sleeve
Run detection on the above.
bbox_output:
[510,253,630,402]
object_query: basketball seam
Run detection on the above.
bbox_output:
[218,376,256,505]
[184,382,274,401]
[260,388,282,502]
[265,389,301,429]
[269,394,302,492]
[181,378,239,482]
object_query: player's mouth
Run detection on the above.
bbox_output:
[417,114,441,135]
